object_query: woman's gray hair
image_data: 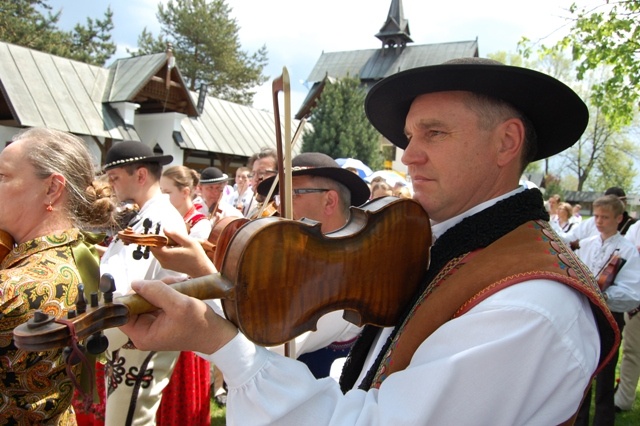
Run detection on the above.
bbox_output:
[13,128,116,228]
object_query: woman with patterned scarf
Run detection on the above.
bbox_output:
[0,128,116,425]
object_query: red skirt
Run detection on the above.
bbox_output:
[73,352,210,425]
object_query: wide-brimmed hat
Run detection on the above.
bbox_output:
[103,140,173,171]
[365,57,589,161]
[199,167,233,184]
[257,152,370,206]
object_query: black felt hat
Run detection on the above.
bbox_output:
[605,187,626,199]
[103,140,173,171]
[199,167,233,184]
[365,57,589,161]
[257,152,370,206]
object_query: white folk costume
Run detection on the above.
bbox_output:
[574,230,640,424]
[200,188,619,425]
[615,221,640,410]
[101,191,187,426]
[575,232,640,313]
[100,190,185,426]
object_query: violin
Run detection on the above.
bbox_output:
[13,196,431,350]
[206,216,249,270]
[117,226,217,264]
[259,201,279,218]
[597,251,626,291]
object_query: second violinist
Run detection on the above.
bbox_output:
[243,147,279,218]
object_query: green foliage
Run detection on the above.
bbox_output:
[301,76,383,170]
[514,43,639,192]
[584,137,638,192]
[531,1,640,129]
[134,0,268,105]
[0,0,115,66]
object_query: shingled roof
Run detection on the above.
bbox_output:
[306,40,479,84]
[0,41,138,140]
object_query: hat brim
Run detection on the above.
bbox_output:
[258,168,371,207]
[103,154,173,171]
[365,63,589,161]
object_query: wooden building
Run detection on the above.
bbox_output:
[0,42,305,174]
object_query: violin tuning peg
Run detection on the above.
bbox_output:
[27,310,55,329]
[133,247,143,260]
[143,246,151,259]
[99,273,116,303]
[154,223,161,234]
[75,284,87,314]
[86,332,109,355]
[143,218,153,231]
[90,292,99,308]
[62,344,86,365]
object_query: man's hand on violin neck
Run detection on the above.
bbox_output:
[120,279,238,354]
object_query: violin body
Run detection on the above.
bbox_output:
[220,196,431,345]
[207,217,249,271]
[13,197,431,349]
[597,255,626,291]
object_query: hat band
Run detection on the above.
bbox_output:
[103,156,154,170]
[200,174,229,184]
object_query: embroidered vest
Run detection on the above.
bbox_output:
[370,220,619,389]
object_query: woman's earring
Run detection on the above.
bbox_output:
[46,202,53,212]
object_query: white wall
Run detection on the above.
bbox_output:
[133,112,187,167]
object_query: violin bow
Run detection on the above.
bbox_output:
[256,121,306,218]
[272,68,293,220]
[272,68,296,358]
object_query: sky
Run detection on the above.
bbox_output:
[44,0,603,114]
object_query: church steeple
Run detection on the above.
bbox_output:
[375,0,413,49]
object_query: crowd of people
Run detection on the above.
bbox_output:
[2,56,640,426]
[546,188,640,425]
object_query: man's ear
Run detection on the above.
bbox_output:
[324,190,340,214]
[136,166,148,184]
[496,118,525,167]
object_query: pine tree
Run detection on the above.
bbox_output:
[302,76,383,170]
[134,0,268,106]
[0,0,116,66]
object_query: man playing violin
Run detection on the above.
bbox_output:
[574,194,640,425]
[101,141,187,426]
[120,58,619,424]
[256,152,370,378]
[197,166,243,224]
[243,147,278,218]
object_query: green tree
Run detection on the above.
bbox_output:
[515,42,639,192]
[543,1,640,129]
[302,76,383,170]
[134,0,268,105]
[0,0,115,66]
[585,138,638,192]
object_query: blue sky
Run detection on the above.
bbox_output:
[45,0,594,113]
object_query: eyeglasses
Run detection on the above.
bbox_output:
[274,188,330,205]
[248,170,277,181]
